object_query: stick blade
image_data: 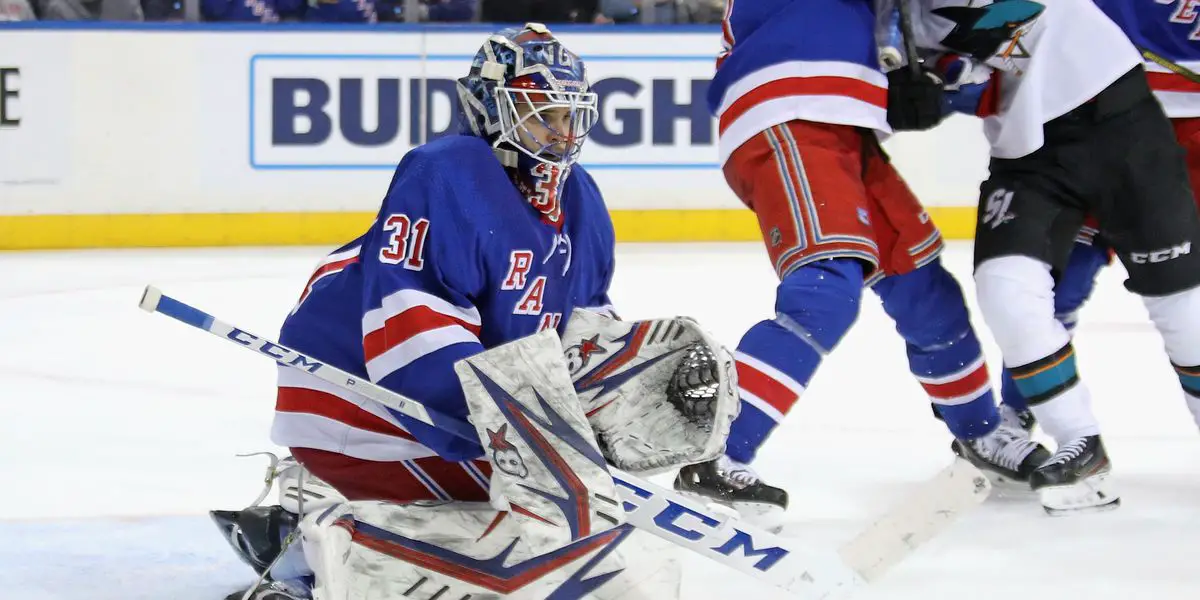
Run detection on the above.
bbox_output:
[139,285,163,313]
[838,458,991,583]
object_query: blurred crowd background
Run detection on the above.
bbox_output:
[0,0,724,25]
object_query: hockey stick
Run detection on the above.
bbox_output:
[878,0,923,77]
[1140,47,1200,85]
[139,285,991,599]
[896,0,922,76]
[878,6,905,70]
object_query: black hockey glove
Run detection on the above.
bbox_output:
[886,66,947,132]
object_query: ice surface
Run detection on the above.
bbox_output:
[1,242,1197,599]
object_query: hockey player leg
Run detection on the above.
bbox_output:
[1144,286,1200,430]
[675,258,865,527]
[859,126,1045,479]
[682,122,886,527]
[875,258,1051,485]
[1098,108,1200,434]
[975,256,1118,515]
[998,239,1111,433]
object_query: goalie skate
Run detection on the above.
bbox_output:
[1030,435,1120,515]
[673,456,788,530]
[211,505,297,576]
[224,580,309,600]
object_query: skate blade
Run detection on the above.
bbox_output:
[1037,473,1120,516]
[980,472,1032,492]
[730,500,787,533]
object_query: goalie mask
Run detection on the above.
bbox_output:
[456,23,599,225]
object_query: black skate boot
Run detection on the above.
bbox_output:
[1030,435,1120,515]
[952,424,1051,486]
[225,579,311,600]
[211,505,298,575]
[674,456,788,530]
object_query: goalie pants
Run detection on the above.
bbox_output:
[720,120,998,463]
[997,113,1200,429]
[291,446,493,503]
[974,68,1200,442]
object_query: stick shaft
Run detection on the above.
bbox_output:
[896,0,921,75]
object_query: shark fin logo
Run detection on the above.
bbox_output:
[933,0,1045,66]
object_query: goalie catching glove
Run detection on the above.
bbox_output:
[563,309,739,476]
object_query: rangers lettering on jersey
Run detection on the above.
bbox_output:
[503,250,535,290]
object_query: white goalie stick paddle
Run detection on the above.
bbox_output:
[138,285,991,598]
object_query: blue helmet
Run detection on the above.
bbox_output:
[456,23,599,172]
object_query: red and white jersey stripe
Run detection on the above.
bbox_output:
[716,61,890,166]
[293,245,362,313]
[361,288,483,382]
[1145,60,1200,118]
[272,367,437,462]
[709,0,892,165]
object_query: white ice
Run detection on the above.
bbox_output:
[1,242,1197,600]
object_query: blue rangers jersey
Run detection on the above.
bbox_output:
[1094,0,1200,117]
[709,0,891,165]
[271,135,616,465]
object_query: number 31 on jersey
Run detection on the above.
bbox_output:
[380,213,430,270]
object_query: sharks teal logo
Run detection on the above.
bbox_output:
[933,0,1045,64]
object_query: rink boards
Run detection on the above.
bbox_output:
[0,23,992,249]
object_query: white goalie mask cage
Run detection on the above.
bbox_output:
[458,24,600,172]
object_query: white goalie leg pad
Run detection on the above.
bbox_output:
[455,329,625,550]
[561,308,739,476]
[297,500,681,600]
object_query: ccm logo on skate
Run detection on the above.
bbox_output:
[227,327,324,374]
[1129,241,1191,264]
[614,478,788,571]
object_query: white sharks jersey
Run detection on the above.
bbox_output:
[905,0,1142,158]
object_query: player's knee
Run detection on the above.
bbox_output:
[975,256,1067,364]
[1143,284,1200,367]
[876,259,972,347]
[775,258,865,351]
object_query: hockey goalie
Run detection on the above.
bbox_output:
[207,23,740,600]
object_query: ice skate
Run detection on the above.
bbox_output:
[1030,435,1120,515]
[225,579,311,600]
[953,424,1051,486]
[211,505,297,575]
[999,403,1037,434]
[674,455,788,530]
